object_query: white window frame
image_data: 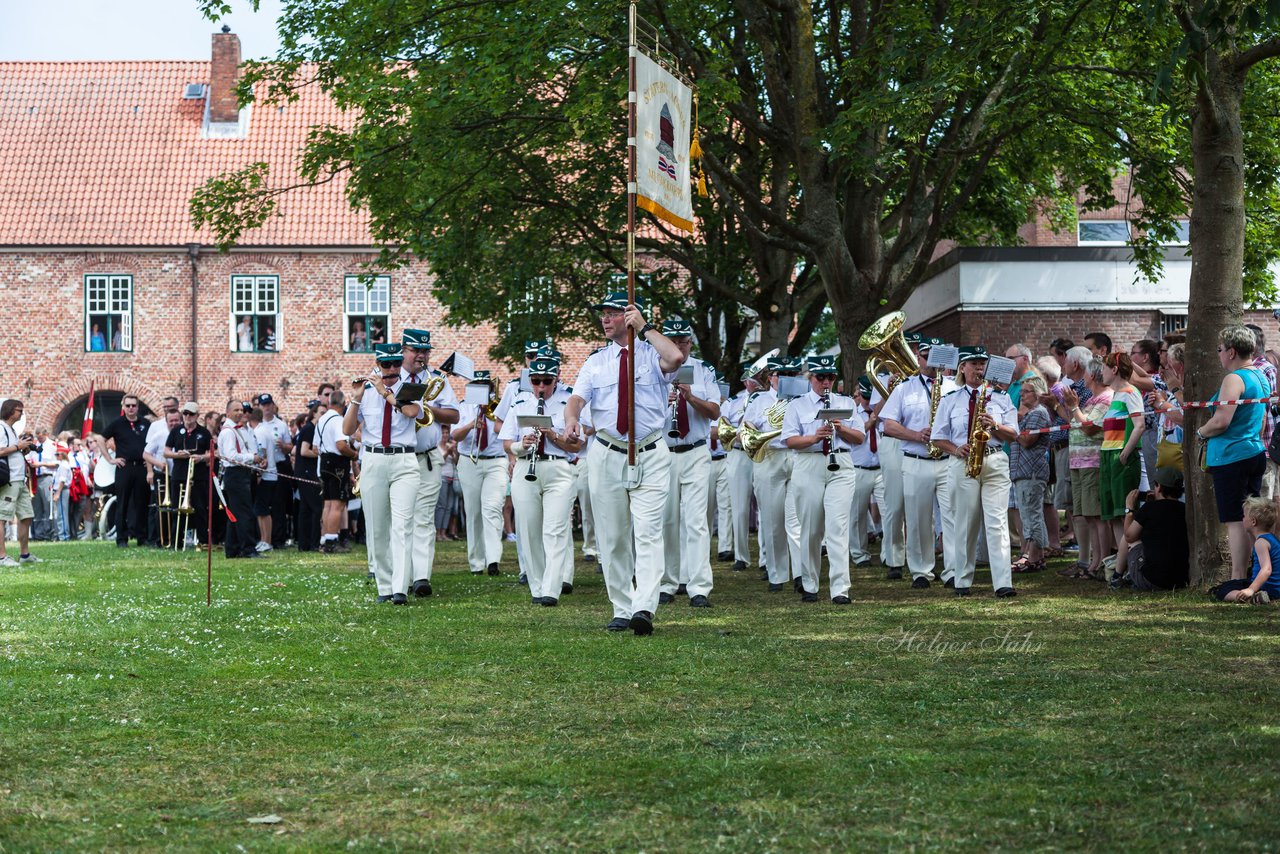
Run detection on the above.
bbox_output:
[229,274,281,353]
[1159,221,1191,246]
[84,274,133,352]
[1077,220,1132,246]
[343,275,391,353]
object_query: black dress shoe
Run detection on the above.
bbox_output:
[854,559,871,568]
[541,597,559,607]
[630,611,654,635]
[376,594,393,603]
[954,587,972,597]
[886,566,903,580]
[911,577,930,589]
[732,560,746,571]
[471,570,483,576]
[944,578,956,589]
[518,573,528,586]
[676,583,687,595]
[689,594,712,608]
[717,551,733,562]
[793,577,803,593]
[487,562,500,576]
[768,582,784,592]
[800,591,818,603]
[584,553,597,563]
[994,587,1017,598]
[391,593,408,605]
[367,570,375,579]
[605,617,630,632]
[412,580,433,597]
[658,592,675,605]
[561,582,574,595]
[831,595,851,605]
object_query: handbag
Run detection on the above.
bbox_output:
[0,424,14,487]
[1156,436,1183,470]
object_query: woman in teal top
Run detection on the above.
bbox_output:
[1198,325,1269,581]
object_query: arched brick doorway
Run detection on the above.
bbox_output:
[55,392,155,437]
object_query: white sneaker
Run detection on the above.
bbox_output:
[255,541,273,553]
[19,554,42,564]
[505,533,517,542]
[0,556,18,568]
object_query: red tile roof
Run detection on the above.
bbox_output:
[0,61,373,247]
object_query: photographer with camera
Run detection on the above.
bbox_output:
[0,399,41,567]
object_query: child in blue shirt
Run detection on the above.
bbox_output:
[1216,497,1280,604]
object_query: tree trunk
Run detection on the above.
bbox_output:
[1184,56,1247,587]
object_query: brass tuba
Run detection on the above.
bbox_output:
[858,310,919,399]
[414,375,448,428]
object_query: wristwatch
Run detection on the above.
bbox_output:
[639,323,656,338]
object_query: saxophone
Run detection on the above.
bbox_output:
[964,383,989,479]
[926,375,945,459]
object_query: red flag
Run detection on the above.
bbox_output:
[82,382,95,439]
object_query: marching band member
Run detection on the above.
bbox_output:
[705,364,733,563]
[343,343,422,603]
[873,332,916,579]
[721,362,761,573]
[879,337,956,589]
[494,339,553,423]
[453,371,508,576]
[401,328,460,597]
[848,377,884,568]
[782,355,862,603]
[745,356,792,591]
[658,320,721,608]
[929,346,1018,598]
[500,355,583,606]
[777,357,807,589]
[564,290,686,636]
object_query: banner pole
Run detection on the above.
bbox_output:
[627,2,638,468]
[207,447,214,606]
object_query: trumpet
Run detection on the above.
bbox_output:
[524,396,545,482]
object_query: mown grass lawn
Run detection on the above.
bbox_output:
[1,538,1277,851]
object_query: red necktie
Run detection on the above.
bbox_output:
[866,411,877,453]
[677,394,689,438]
[968,387,977,436]
[711,428,719,452]
[382,401,393,447]
[616,347,630,435]
[478,407,489,451]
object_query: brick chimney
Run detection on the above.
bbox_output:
[209,26,241,124]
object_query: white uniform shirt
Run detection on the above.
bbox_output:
[315,410,345,456]
[847,408,880,468]
[664,360,718,450]
[880,374,957,457]
[494,378,521,423]
[217,423,259,468]
[930,383,1018,449]
[144,424,172,473]
[356,379,418,448]
[498,384,574,460]
[781,390,858,453]
[0,422,26,483]
[255,415,289,481]
[572,340,679,443]
[400,367,460,451]
[743,388,789,451]
[455,405,505,459]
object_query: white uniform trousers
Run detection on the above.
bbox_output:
[727,448,755,564]
[752,450,792,584]
[588,440,671,619]
[457,456,508,573]
[575,461,597,558]
[792,453,856,598]
[785,482,803,581]
[511,457,575,602]
[360,452,421,597]
[408,449,443,583]
[901,455,954,582]
[708,456,732,556]
[878,435,907,568]
[948,451,1014,591]
[849,466,883,564]
[661,448,713,597]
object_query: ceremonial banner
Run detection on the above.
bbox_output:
[633,49,694,232]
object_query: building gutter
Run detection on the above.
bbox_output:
[187,243,201,401]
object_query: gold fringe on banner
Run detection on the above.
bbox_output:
[690,93,708,198]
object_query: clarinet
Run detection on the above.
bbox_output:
[667,384,681,438]
[824,391,839,471]
[524,395,545,482]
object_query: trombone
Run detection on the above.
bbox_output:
[173,455,197,551]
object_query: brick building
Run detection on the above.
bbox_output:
[0,30,595,434]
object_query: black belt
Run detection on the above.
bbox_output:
[710,455,726,461]
[903,452,943,461]
[854,464,880,470]
[415,447,438,455]
[670,439,707,454]
[602,440,659,455]
[365,445,412,454]
[120,459,146,466]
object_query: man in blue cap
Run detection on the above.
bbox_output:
[929,346,1018,598]
[564,290,687,635]
[657,319,720,608]
[400,328,461,596]
[343,343,423,603]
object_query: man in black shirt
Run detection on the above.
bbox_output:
[1122,467,1189,590]
[164,402,213,547]
[102,394,152,548]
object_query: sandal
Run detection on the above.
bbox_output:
[1045,547,1067,558]
[1012,556,1036,573]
